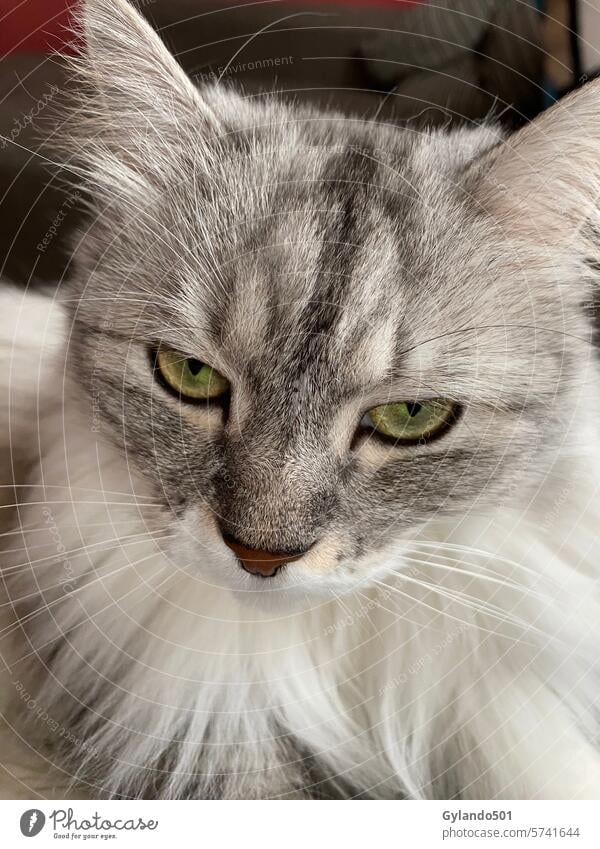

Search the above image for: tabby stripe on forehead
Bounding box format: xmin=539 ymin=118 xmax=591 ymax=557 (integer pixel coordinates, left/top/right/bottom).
xmin=296 ymin=144 xmax=379 ymax=347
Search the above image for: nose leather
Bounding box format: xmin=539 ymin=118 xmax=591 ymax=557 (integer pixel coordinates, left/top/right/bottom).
xmin=223 ymin=538 xmax=302 ymax=577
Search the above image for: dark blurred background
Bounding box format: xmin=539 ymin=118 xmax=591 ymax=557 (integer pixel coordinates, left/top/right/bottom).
xmin=0 ymin=0 xmax=598 ymax=288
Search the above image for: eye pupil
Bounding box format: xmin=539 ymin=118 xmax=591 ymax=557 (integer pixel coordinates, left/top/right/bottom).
xmin=364 ymin=399 xmax=458 ymax=445
xmin=154 ymin=348 xmax=229 ymax=401
xmin=187 ymin=359 xmax=203 ymax=376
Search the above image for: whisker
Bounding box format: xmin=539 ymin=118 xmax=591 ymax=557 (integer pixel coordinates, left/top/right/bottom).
xmin=387 ymin=568 xmax=546 ymax=632
xmin=8 ymin=563 xmax=175 ymax=670
xmin=0 ymin=535 xmax=177 ymax=603
xmin=403 ymin=538 xmax=551 ymax=584
xmin=397 ymin=551 xmax=551 ymax=602
xmin=0 ymin=483 xmax=159 ymax=500
xmin=395 ymin=567 xmax=544 ymax=638
xmin=372 ymin=578 xmax=540 ymax=646
xmin=0 ymin=528 xmax=175 ymax=577
xmin=353 ymin=588 xmax=438 ymax=635
xmin=0 ymin=499 xmax=165 ymax=511
xmin=0 ymin=550 xmax=167 ymax=641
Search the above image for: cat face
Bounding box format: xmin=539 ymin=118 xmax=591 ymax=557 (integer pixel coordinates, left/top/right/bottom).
xmin=64 ymin=0 xmax=599 ymax=598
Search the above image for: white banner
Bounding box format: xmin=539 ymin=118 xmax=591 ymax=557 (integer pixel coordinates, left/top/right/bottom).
xmin=0 ymin=799 xmax=598 ymax=848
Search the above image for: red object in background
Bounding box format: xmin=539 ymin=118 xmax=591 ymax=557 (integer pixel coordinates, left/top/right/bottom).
xmin=0 ymin=0 xmax=419 ymax=55
xmin=0 ymin=0 xmax=79 ymax=54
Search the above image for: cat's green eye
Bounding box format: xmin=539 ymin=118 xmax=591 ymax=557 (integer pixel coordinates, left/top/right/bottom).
xmin=155 ymin=348 xmax=229 ymax=401
xmin=364 ymin=399 xmax=458 ymax=444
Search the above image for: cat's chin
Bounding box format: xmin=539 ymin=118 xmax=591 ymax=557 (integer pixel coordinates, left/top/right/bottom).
xmin=196 ymin=553 xmax=390 ymax=617
xmin=191 ymin=554 xmax=363 ymax=615
xmin=228 ymin=580 xmax=332 ymax=615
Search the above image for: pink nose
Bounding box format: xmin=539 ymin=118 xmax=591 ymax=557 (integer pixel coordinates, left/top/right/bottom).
xmin=223 ymin=538 xmax=302 ymax=577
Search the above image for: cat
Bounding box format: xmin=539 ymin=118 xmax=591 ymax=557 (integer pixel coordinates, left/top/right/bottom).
xmin=0 ymin=0 xmax=599 ymax=799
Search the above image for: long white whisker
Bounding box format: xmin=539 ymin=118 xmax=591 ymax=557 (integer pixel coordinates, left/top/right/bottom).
xmin=1 ymin=536 xmax=177 ymax=604
xmin=0 ymin=550 xmax=167 ymax=641
xmin=383 ymin=570 xmax=550 ymax=639
xmin=0 ymin=528 xmax=175 ymax=577
xmin=372 ymin=579 xmax=539 ymax=646
xmin=401 ymin=538 xmax=548 ymax=582
xmin=395 ymin=552 xmax=551 ymax=601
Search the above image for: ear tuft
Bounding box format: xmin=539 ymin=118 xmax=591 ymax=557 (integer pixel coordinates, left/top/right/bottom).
xmin=63 ymin=0 xmax=222 ymax=193
xmin=79 ymin=0 xmax=212 ymax=115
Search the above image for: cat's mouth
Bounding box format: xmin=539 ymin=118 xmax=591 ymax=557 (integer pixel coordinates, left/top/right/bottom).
xmin=220 ymin=531 xmax=307 ymax=579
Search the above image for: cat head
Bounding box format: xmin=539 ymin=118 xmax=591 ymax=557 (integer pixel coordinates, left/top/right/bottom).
xmin=62 ymin=0 xmax=600 ymax=600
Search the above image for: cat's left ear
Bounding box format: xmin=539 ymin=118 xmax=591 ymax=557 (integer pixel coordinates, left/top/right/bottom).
xmin=72 ymin=0 xmax=222 ymax=180
xmin=476 ymin=79 xmax=600 ymax=249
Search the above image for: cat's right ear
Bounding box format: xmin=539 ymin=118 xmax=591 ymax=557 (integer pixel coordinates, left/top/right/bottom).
xmin=474 ymin=79 xmax=600 ymax=251
xmin=69 ymin=0 xmax=222 ymax=188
